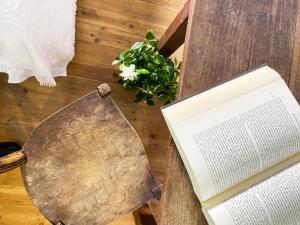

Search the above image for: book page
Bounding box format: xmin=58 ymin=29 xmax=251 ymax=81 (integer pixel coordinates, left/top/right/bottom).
xmin=202 ymin=150 xmax=300 ymax=210
xmin=162 ymin=66 xmax=300 ymax=201
xmin=206 ymin=162 xmax=300 ymax=225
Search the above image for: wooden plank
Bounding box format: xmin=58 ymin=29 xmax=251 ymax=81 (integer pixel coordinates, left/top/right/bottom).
xmin=0 ymin=75 xmax=101 ymax=144
xmin=0 ymin=171 xmax=136 ymax=225
xmin=73 ymin=0 xmax=186 ymax=69
xmin=290 ymin=3 xmax=300 ymax=102
xmin=159 ymin=0 xmax=299 ymax=225
xmin=158 ymin=0 xmax=191 ymax=56
xmin=0 ymin=168 xmax=51 ymax=225
xmin=110 ymin=214 xmax=136 ymax=225
xmin=138 ymin=0 xmax=185 ymax=9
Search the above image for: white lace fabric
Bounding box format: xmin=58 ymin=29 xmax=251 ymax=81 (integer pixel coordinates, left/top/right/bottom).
xmin=0 ymin=0 xmax=76 ymax=86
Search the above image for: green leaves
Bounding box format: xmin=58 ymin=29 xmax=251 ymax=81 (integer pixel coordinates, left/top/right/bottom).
xmin=149 ymin=39 xmax=158 ymax=48
xmin=136 ymin=69 xmax=150 ymax=74
xmin=145 ymin=30 xmax=155 ymax=40
xmin=154 ymin=54 xmax=164 ymax=65
xmin=112 ymin=30 xmax=180 ymax=106
xmin=158 ymin=94 xmax=168 ymax=101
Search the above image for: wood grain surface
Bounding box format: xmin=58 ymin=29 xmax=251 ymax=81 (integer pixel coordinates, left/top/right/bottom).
xmin=0 ymin=168 xmax=135 ymax=225
xmin=73 ymin=0 xmax=186 ymax=70
xmin=21 ymin=90 xmax=159 ymax=225
xmin=159 ymin=0 xmax=300 ymax=225
xmin=0 ymin=76 xmax=99 ymax=225
xmin=290 ymin=2 xmax=300 ymax=103
xmin=67 ymin=63 xmax=171 ymax=185
xmin=158 ymin=0 xmax=190 ymax=57
xmin=0 ymin=76 xmax=138 ymax=225
xmin=0 ymin=151 xmax=26 ymax=173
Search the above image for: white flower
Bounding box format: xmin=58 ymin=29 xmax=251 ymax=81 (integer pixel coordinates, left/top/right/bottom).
xmin=120 ymin=64 xmax=137 ymax=81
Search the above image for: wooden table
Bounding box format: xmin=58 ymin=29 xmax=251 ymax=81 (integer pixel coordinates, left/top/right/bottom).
xmin=157 ymin=0 xmax=300 ymax=224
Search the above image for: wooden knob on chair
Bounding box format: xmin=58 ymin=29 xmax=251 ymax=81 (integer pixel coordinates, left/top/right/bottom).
xmin=97 ymin=83 xmax=111 ymax=96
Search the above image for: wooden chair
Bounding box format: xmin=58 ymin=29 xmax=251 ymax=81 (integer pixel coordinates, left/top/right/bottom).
xmin=0 ymin=75 xmax=160 ymax=225
xmin=154 ymin=0 xmax=300 ymax=224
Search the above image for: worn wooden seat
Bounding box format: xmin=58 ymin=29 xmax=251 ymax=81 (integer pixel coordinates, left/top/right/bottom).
xmin=0 ymin=75 xmax=160 ymax=225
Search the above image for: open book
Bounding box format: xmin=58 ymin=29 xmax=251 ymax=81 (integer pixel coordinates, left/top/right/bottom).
xmin=161 ymin=65 xmax=300 ymax=225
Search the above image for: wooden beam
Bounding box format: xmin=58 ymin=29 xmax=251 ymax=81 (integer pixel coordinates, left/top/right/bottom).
xmin=290 ymin=3 xmax=300 ymax=102
xmin=158 ymin=0 xmax=191 ymax=57
xmin=159 ymin=0 xmax=300 ymax=225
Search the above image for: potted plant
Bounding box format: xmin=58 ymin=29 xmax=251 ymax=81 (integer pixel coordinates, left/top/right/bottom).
xmin=112 ymin=30 xmax=180 ymax=105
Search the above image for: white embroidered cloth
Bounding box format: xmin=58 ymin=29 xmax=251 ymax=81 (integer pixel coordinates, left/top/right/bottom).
xmin=0 ymin=0 xmax=76 ymax=86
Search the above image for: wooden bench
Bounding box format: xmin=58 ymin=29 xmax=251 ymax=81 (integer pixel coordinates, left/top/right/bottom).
xmin=155 ymin=0 xmax=300 ymax=224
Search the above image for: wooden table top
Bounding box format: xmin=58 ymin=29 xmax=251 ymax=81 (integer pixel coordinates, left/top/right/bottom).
xmin=159 ymin=0 xmax=300 ymax=224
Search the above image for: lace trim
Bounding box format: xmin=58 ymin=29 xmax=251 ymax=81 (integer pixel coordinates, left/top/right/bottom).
xmin=0 ymin=64 xmax=67 ymax=87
